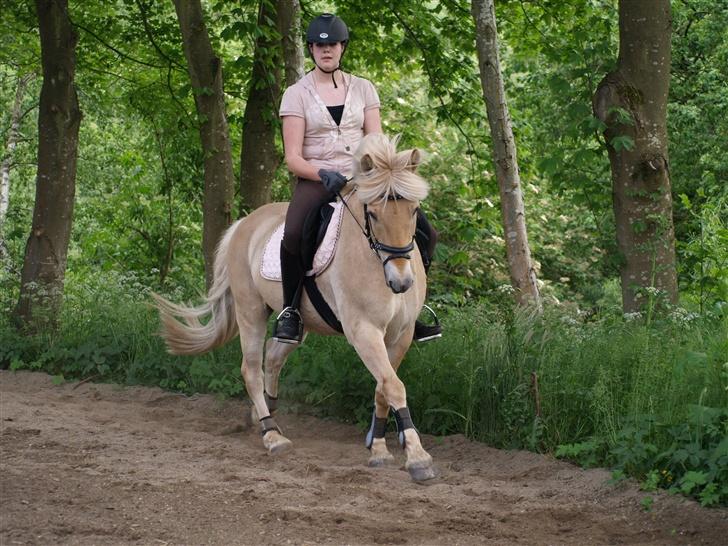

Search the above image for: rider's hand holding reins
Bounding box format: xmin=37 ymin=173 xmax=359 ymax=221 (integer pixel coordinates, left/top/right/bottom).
xmin=319 ymin=169 xmax=347 ymax=193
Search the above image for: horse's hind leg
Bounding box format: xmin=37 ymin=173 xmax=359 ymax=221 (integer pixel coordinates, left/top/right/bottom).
xmin=238 ymin=308 xmax=292 ymax=455
xmin=248 ymin=337 xmax=300 ymax=423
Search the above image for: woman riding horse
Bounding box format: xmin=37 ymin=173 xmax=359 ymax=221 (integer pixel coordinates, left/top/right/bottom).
xmin=155 ymin=133 xmax=438 ymax=481
xmin=273 ymin=13 xmax=442 ymax=345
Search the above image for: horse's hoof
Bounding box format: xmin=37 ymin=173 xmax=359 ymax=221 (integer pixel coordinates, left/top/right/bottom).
xmin=407 ymin=463 xmax=438 ymax=482
xmin=368 ymin=453 xmax=395 ymax=467
xmin=264 ymin=432 xmax=292 ymax=456
xmin=269 ymin=439 xmax=292 ymax=455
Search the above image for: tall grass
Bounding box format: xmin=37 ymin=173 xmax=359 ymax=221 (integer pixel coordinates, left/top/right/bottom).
xmin=1 ymin=272 xmax=726 ymax=504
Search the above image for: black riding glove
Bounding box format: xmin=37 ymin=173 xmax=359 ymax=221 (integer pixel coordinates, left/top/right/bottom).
xmin=318 ymin=169 xmax=347 ymax=194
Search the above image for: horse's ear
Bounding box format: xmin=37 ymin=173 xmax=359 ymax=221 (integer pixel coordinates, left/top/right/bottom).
xmin=407 ymin=149 xmax=423 ymax=170
xmin=360 ymin=153 xmax=374 ymax=173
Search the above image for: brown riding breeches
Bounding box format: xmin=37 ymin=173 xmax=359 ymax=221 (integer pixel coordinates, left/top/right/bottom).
xmin=282 ymin=177 xmax=437 ymax=264
xmin=281 ymin=179 xmax=332 ymax=254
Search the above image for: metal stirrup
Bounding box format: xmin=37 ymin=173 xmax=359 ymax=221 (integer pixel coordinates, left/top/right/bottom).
xmin=422 ymin=304 xmax=440 ymax=325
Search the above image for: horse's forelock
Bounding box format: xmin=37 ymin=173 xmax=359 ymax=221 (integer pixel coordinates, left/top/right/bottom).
xmin=352 ymin=134 xmax=429 ymax=204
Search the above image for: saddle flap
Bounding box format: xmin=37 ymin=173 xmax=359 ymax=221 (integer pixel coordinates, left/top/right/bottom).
xmin=260 ymin=200 xmax=345 ymax=282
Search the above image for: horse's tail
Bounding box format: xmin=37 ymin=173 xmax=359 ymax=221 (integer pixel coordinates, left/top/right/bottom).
xmin=153 ymin=220 xmax=242 ymax=356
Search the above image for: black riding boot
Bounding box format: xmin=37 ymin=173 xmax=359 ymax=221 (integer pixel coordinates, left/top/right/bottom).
xmin=414 ymin=212 xmax=442 ymax=343
xmin=272 ymin=245 xmax=304 ymax=344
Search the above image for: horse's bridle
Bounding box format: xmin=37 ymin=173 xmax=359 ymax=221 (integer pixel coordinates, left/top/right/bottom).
xmin=337 ymin=190 xmax=416 ymax=268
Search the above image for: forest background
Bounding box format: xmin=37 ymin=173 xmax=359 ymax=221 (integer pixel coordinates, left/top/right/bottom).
xmin=1 ymin=0 xmax=726 ymax=506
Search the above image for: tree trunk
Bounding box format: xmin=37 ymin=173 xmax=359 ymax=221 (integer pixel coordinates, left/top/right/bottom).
xmin=14 ymin=0 xmax=81 ymax=332
xmin=239 ymin=0 xmax=282 ymax=214
xmin=471 ymin=0 xmax=541 ymax=307
xmin=593 ymin=0 xmax=678 ymax=313
xmin=1 ymin=73 xmax=34 ymax=271
xmin=277 ymin=0 xmax=304 ymax=87
xmin=172 ymin=0 xmax=234 ymax=288
xmin=1 ymin=74 xmax=32 ymax=236
xmin=276 ymin=0 xmax=304 ymax=194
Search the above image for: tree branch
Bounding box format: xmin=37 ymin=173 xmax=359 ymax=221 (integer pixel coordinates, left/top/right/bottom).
xmin=71 ymin=20 xmax=167 ymax=69
xmin=134 ymin=0 xmax=186 ymax=71
xmin=389 ymin=6 xmax=479 ymax=184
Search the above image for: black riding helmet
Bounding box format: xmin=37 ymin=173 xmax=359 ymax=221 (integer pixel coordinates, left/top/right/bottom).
xmin=306 ymin=13 xmax=349 ymax=45
xmin=306 ymin=14 xmax=349 ymax=87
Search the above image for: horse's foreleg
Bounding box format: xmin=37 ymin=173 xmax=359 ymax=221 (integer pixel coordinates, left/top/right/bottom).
xmin=366 ymin=389 xmax=394 ymax=467
xmin=350 ymin=326 xmax=436 ymax=481
xmin=239 ymin=312 xmax=292 ymax=455
xmin=366 ymin=333 xmax=411 ymax=467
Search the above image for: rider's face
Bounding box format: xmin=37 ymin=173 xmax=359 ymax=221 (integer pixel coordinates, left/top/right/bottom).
xmin=310 ymin=42 xmax=344 ymax=71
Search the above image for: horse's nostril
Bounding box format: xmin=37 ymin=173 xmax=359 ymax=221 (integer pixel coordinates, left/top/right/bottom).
xmin=388 ymin=279 xmax=412 ymax=294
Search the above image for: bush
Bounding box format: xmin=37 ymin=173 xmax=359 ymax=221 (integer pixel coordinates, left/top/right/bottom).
xmin=1 ymin=271 xmax=726 ymax=505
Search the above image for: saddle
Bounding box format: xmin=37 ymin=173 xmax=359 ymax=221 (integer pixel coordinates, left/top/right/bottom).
xmin=260 ymin=196 xmax=346 ymax=332
xmin=260 ymin=195 xmax=434 ymax=334
xmin=260 ymin=197 xmax=344 ymax=281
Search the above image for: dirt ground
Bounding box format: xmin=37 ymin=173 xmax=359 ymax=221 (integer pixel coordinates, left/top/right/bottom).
xmin=1 ymin=370 xmax=726 ymax=545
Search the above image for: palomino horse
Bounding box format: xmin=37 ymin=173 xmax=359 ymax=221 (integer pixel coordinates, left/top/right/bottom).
xmin=154 ymin=133 xmax=436 ymax=481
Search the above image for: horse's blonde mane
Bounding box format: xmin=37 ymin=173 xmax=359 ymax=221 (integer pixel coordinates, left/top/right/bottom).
xmin=351 ymin=133 xmax=429 ymax=204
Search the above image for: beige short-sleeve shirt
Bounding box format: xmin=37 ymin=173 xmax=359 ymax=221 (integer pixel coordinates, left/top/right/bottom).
xmin=279 ymin=72 xmax=380 ymax=177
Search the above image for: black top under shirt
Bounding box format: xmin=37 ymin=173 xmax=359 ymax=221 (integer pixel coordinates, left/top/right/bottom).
xmin=326 ymin=104 xmax=345 ymax=126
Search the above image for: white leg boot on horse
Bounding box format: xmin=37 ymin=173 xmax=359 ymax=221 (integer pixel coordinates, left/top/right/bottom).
xmin=367 ymin=389 xmax=395 ymax=467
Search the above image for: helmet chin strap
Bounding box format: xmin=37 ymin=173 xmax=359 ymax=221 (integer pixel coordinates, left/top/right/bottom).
xmin=311 ymin=44 xmax=347 ymax=88
xmin=315 ymin=64 xmax=340 ymax=87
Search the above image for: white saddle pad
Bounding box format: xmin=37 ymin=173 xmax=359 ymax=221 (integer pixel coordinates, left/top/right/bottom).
xmin=260 ymin=200 xmax=345 ymax=281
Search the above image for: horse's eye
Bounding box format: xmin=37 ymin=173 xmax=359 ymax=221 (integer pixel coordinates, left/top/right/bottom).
xmin=368 ymin=212 xmax=378 ymax=222
xmin=413 ymin=207 xmax=420 ymax=217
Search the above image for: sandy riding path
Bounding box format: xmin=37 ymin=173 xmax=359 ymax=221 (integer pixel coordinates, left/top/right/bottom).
xmin=1 ymin=370 xmax=726 ymax=545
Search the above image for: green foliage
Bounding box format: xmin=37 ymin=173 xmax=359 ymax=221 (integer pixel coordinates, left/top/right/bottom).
xmin=609 ymin=135 xmax=635 ymax=152
xmin=2 ymin=265 xmax=727 ymax=505
xmin=669 ymin=0 xmax=728 ymax=309
xmin=677 ymin=193 xmax=728 ymax=313
xmin=555 ymin=439 xmax=605 ymax=468
xmin=558 ymin=405 xmax=728 ymax=507
xmin=0 ymin=270 xmax=243 ymax=398
xmin=2 ymin=0 xmax=728 ymax=515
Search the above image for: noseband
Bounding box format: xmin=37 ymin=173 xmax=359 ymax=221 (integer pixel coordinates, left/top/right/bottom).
xmin=338 ymin=191 xmax=416 ymax=270
xmin=364 ymin=199 xmax=416 ymax=266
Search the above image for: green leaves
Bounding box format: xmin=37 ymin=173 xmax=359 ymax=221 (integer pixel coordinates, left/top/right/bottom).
xmin=610 ymin=135 xmax=635 ymax=152
xmin=607 ymin=106 xmax=635 ymax=126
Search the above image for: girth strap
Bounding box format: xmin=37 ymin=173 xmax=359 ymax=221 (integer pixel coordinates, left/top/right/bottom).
xmin=259 ymin=415 xmax=282 ymax=436
xmin=392 ymin=406 xmax=418 ymax=448
xmin=303 ymin=276 xmax=344 ymax=333
xmin=365 ymin=408 xmax=388 ymax=449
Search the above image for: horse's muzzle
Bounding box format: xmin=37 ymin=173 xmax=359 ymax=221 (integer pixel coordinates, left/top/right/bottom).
xmin=388 ymin=276 xmax=414 ymax=294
